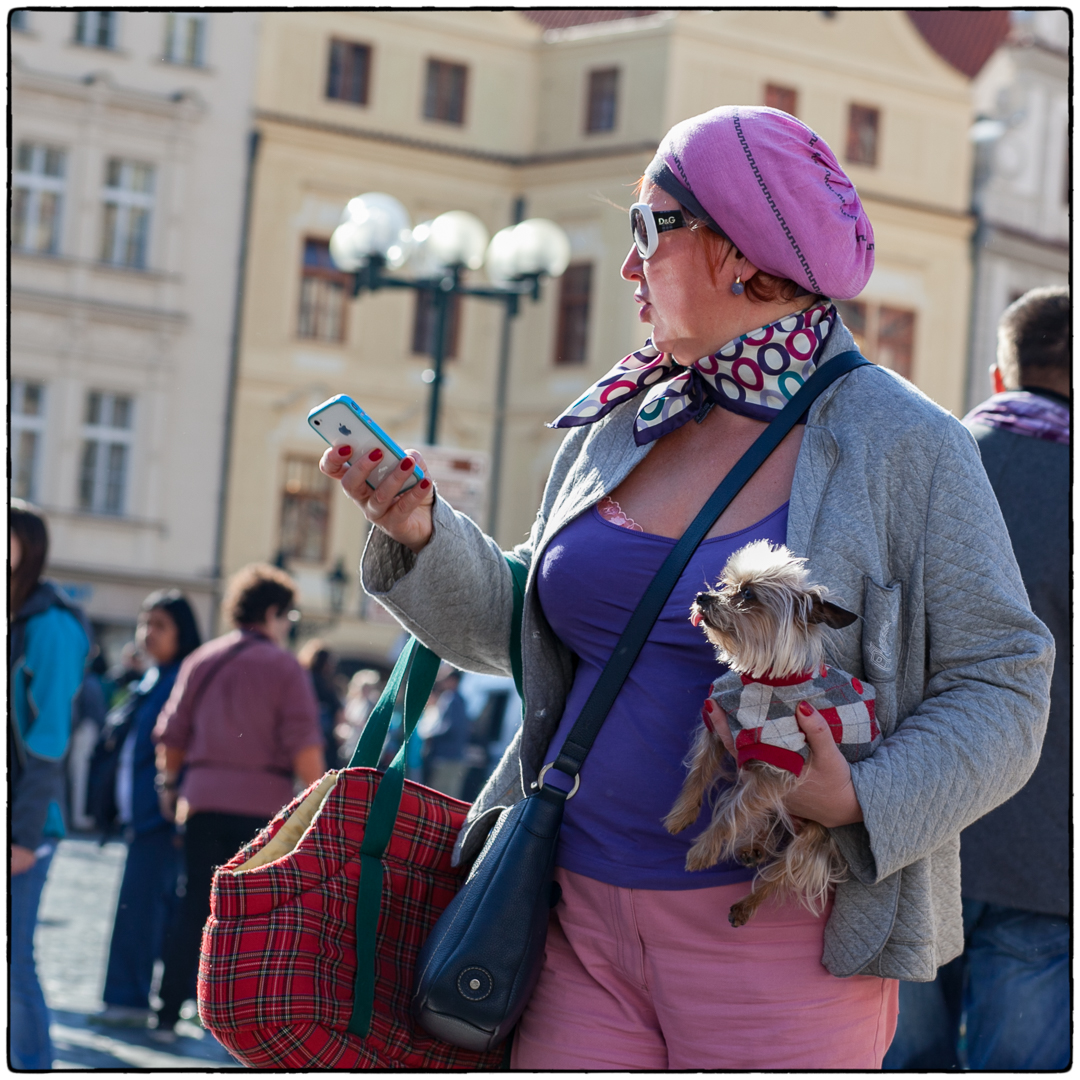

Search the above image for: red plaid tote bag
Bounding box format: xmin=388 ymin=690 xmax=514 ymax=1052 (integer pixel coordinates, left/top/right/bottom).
xmin=198 ymin=628 xmax=516 ymax=1069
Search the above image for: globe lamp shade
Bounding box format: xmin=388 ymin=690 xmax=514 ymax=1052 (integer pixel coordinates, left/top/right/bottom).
xmin=484 ymin=218 xmax=571 ymax=283
xmin=330 ymin=192 xmax=413 ymax=270
xmin=329 ymin=219 xmax=368 ymax=272
xmin=407 ymin=220 xmax=443 ymax=278
xmin=426 ymin=210 xmax=490 ymax=270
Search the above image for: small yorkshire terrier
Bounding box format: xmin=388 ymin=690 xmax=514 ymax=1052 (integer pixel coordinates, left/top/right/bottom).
xmin=665 ymin=540 xmax=880 ymax=928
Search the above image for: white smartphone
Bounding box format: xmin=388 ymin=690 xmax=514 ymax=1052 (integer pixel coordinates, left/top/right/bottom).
xmin=307 ymin=395 xmax=424 ymax=492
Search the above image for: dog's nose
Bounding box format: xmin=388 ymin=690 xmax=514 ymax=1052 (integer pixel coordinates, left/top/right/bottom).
xmin=694 ymin=592 xmax=711 ymax=606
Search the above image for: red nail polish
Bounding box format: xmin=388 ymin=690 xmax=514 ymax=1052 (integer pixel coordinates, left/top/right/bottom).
xmin=339 ymin=444 xmax=352 ymax=457
xmin=419 ymin=478 xmax=431 ymax=490
xmin=701 ymin=704 xmax=715 ymax=733
xmin=798 ymin=700 xmax=813 ymax=716
xmin=368 ymin=448 xmax=383 ymax=462
xmin=400 ymin=457 xmax=413 ymax=471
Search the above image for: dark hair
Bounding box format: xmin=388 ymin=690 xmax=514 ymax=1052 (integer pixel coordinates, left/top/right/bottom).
xmin=997 ymin=286 xmax=1070 ymax=388
xmin=142 ymin=588 xmax=203 ymax=664
xmin=297 ymin=637 xmax=333 ymax=675
xmin=222 ymin=563 xmax=296 ymax=629
xmin=10 ymin=499 xmax=49 ymax=616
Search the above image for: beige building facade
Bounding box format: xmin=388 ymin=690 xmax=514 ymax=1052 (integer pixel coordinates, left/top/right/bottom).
xmin=223 ymin=9 xmax=977 ymax=666
xmin=11 ymin=10 xmax=260 ymax=654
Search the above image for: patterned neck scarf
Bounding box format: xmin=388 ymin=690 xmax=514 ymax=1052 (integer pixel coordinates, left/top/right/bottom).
xmin=551 ymin=302 xmax=836 ymax=445
xmin=963 ymin=390 xmax=1070 ymax=446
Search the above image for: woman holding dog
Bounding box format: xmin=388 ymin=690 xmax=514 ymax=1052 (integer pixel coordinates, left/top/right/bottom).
xmin=322 ymin=107 xmax=1053 ymax=1068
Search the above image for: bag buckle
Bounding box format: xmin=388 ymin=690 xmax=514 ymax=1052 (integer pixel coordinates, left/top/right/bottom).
xmin=536 ymin=762 xmax=580 ymax=800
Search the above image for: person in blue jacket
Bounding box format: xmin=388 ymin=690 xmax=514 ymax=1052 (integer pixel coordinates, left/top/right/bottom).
xmin=10 ymin=501 xmax=91 ymax=1070
xmin=94 ymin=590 xmax=202 ymax=1027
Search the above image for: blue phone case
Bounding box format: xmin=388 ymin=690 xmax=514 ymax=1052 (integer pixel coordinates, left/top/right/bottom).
xmin=307 ymin=395 xmax=424 ymax=491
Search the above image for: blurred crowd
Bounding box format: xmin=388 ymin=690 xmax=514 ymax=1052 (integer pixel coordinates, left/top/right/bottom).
xmin=9 ymin=502 xmax=520 ymax=1067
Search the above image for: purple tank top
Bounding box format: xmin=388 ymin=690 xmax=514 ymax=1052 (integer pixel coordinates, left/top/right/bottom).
xmin=537 ymin=501 xmax=789 ymax=890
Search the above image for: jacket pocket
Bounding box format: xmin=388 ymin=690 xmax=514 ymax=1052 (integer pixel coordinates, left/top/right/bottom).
xmin=861 ymin=576 xmax=902 ymax=683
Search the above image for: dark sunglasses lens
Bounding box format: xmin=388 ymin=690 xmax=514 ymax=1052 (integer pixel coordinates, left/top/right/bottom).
xmin=630 ymin=208 xmax=648 ymax=254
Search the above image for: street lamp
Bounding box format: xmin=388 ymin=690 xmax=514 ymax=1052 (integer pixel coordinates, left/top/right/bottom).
xmin=328 ymin=195 xmax=571 ymax=494
xmin=327 ymin=558 xmax=348 ymax=617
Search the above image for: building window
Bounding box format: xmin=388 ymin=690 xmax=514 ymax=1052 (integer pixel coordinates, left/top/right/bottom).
xmin=75 ymin=10 xmax=117 ymax=48
xmin=12 ymin=380 xmax=46 ymax=503
xmin=423 ymin=59 xmax=467 ymax=125
xmin=846 ymin=104 xmax=880 ymax=166
xmin=78 ymin=391 xmax=133 ymax=516
xmin=327 ymin=38 xmax=371 ymax=104
xmin=101 ymin=158 xmax=154 ymax=269
xmin=164 ymin=13 xmax=206 ymax=66
xmin=834 ymin=300 xmax=915 ymax=381
xmin=298 ymin=239 xmax=351 ymax=342
xmin=876 ymin=307 xmax=916 ymax=379
xmin=279 ymin=457 xmax=332 ymax=562
xmin=12 ymin=142 xmax=66 ymax=254
xmin=554 ymin=263 xmax=592 ymax=365
xmin=11 ymin=10 xmax=28 ymax=32
xmin=764 ymin=83 xmax=798 ymax=117
xmin=586 ymin=68 xmax=619 ymax=133
xmin=412 ymin=290 xmax=462 ymax=359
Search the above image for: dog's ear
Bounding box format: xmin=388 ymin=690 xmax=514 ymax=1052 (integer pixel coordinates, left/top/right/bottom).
xmin=807 ymin=598 xmax=858 ymax=629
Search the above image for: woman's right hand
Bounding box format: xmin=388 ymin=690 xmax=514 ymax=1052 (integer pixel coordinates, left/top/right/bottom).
xmin=320 ymin=444 xmax=435 ymax=554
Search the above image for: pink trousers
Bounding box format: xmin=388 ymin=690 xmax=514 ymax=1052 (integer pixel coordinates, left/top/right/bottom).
xmin=512 ymin=867 xmax=898 ymax=1070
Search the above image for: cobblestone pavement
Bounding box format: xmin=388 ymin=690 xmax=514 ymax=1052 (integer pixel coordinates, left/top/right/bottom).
xmin=34 ymin=836 xmax=240 ymax=1070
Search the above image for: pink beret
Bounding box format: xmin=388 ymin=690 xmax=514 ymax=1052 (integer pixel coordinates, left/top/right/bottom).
xmin=645 ymin=106 xmax=874 ymax=300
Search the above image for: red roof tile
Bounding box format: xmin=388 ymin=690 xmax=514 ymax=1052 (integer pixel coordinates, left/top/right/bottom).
xmin=906 ymin=10 xmax=1012 ymax=78
xmin=522 ymin=9 xmax=660 ymax=31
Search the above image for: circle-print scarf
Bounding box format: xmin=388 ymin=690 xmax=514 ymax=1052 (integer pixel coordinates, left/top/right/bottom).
xmin=550 ymin=301 xmax=836 ymax=445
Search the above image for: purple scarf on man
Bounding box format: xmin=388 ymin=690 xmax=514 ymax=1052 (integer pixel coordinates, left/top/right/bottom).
xmin=962 ymin=390 xmax=1070 ymax=446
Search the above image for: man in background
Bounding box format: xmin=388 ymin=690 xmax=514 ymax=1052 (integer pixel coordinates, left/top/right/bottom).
xmin=151 ymin=564 xmax=325 ymax=1041
xmin=886 ymin=286 xmax=1069 ymax=1070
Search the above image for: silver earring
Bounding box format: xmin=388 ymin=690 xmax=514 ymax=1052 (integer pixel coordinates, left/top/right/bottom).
xmin=731 ymin=275 xmax=745 ymax=296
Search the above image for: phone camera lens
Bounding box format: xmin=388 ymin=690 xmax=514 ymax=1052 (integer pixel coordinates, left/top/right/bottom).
xmin=313 ymin=419 xmax=320 ymax=425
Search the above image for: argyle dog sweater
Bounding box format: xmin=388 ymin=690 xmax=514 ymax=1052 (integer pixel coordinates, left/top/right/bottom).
xmin=709 ymin=666 xmax=879 ymax=777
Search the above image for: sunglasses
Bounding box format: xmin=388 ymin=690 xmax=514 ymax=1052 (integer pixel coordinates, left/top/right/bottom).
xmin=630 ymin=202 xmax=687 ymax=259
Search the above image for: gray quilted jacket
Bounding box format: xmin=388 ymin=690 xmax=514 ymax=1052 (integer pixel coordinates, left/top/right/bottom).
xmin=362 ymin=321 xmax=1053 ymax=981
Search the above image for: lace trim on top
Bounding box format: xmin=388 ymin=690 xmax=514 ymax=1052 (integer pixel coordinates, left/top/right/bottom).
xmin=597 ymin=496 xmax=644 ymax=532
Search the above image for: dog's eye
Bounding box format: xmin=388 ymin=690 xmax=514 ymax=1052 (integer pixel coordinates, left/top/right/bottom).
xmin=740 ymin=587 xmax=755 ymax=603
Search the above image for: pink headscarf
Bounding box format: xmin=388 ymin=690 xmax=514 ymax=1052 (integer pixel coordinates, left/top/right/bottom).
xmin=645 ymin=106 xmax=874 ymax=300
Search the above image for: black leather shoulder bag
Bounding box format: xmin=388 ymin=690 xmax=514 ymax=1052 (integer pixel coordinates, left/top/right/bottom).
xmin=412 ymin=352 xmax=869 ymax=1053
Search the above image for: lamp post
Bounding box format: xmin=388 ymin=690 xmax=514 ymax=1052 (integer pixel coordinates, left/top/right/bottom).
xmin=327 ymin=558 xmax=348 ymax=618
xmin=329 ymin=193 xmax=571 ymax=493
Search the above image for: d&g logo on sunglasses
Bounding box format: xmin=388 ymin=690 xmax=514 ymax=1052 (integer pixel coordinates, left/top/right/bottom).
xmin=657 ymin=215 xmax=677 ymax=226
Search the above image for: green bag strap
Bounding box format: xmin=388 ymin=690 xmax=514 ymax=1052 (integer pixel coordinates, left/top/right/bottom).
xmin=348 ymin=637 xmax=440 ymax=1037
xmin=348 ymin=635 xmax=417 ymax=771
xmin=505 ymin=555 xmax=528 ymax=704
xmin=346 ymin=553 xmax=528 ymax=1040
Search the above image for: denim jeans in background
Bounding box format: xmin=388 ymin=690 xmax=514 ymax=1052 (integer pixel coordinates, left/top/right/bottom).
xmin=961 ymin=901 xmax=1070 ymax=1070
xmin=884 ymin=899 xmax=1071 ymax=1071
xmin=10 ymin=844 xmax=56 ymax=1070
xmin=103 ymin=826 xmax=183 ymax=1008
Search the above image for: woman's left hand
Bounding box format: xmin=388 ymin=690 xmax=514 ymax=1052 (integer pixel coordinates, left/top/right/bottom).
xmin=785 ymin=701 xmax=863 ymax=827
xmin=703 ymin=698 xmax=863 ymax=828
